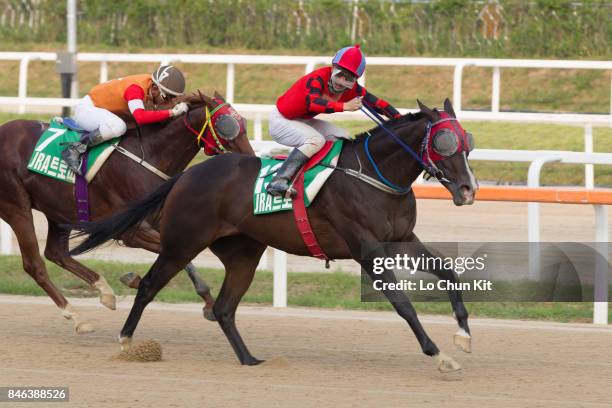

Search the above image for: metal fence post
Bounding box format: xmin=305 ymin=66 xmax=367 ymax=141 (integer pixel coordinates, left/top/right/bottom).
xmin=226 ymin=63 xmax=235 ymax=104
xmin=0 ymin=220 xmax=11 ymax=255
xmin=273 ymin=249 xmax=287 ymax=307
xmin=254 ymin=113 xmax=263 ymax=141
xmin=452 ymin=63 xmax=465 ymax=114
xmin=527 ymin=155 xmax=561 ymax=280
xmin=593 ymin=205 xmax=609 ymax=324
xmin=584 ymin=123 xmax=594 ymax=188
xmin=100 ymin=60 xmax=108 ymax=83
xmin=492 ymin=66 xmax=501 ymax=113
xmin=18 ymin=56 xmax=32 ymax=114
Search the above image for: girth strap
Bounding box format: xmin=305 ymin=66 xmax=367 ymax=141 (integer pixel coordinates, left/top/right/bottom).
xmin=290 ymin=142 xmax=335 ymax=266
xmin=292 ymin=170 xmax=330 ymax=264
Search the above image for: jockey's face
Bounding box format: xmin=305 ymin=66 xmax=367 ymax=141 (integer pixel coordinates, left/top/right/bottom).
xmin=150 ymin=85 xmax=169 ymax=105
xmin=330 ymin=66 xmax=357 ymax=93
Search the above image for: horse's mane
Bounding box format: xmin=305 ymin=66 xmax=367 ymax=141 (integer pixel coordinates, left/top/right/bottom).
xmin=353 ymin=111 xmax=427 ymax=143
xmin=151 ymin=89 xmax=210 ymax=110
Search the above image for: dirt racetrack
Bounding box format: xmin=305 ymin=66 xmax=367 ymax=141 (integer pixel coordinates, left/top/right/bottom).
xmin=1 ymin=295 xmax=611 ymax=408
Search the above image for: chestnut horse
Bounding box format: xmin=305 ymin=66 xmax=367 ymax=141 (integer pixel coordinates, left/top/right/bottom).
xmin=0 ymin=91 xmax=254 ymax=333
xmin=71 ymin=99 xmax=477 ymax=372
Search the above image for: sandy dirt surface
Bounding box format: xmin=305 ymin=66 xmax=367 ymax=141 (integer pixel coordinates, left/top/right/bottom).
xmin=0 ymin=294 xmax=611 ymax=408
xmin=7 ymin=199 xmax=610 ymax=275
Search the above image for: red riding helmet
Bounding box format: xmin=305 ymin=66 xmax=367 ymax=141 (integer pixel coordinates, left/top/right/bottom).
xmin=331 ymin=44 xmax=366 ymax=78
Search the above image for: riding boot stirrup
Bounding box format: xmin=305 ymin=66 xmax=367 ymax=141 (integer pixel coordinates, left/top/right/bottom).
xmin=266 ymin=149 xmax=310 ymax=199
xmin=61 ymin=142 xmax=87 ymax=176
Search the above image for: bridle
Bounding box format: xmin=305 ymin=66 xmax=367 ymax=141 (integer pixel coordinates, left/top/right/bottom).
xmin=419 ymin=112 xmax=472 ymax=182
xmin=360 ymin=105 xmax=471 ymax=193
xmin=183 ymin=101 xmax=242 ymax=156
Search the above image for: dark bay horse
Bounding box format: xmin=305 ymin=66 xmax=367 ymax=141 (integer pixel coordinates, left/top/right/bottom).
xmin=70 ymin=99 xmax=477 ymax=372
xmin=0 ymin=91 xmax=254 ymax=333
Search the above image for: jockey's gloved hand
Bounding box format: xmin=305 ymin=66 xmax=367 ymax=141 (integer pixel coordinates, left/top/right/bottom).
xmin=170 ymin=102 xmax=189 ymax=117
xmin=343 ymin=97 xmax=362 ymax=112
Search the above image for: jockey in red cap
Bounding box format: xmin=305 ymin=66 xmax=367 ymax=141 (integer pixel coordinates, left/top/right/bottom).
xmin=267 ymin=44 xmax=401 ymax=198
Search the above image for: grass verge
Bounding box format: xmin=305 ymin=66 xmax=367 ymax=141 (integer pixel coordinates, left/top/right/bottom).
xmin=0 ymin=255 xmax=608 ymax=323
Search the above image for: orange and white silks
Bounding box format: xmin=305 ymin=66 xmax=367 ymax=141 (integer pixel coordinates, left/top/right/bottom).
xmin=88 ymin=74 xmax=152 ymax=114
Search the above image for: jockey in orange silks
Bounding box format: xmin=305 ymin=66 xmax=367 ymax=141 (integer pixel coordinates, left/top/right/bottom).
xmin=62 ymin=65 xmax=188 ymax=175
xmin=266 ymin=44 xmax=401 ymax=198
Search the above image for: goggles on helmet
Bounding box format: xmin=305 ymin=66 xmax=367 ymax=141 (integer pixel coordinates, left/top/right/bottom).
xmin=330 ymin=66 xmax=357 ymax=92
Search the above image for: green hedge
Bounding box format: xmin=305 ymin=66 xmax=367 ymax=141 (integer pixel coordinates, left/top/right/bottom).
xmin=0 ymin=0 xmax=610 ymax=58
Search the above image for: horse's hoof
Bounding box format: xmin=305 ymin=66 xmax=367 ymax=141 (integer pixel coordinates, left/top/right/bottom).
xmin=100 ymin=294 xmax=117 ymax=310
xmin=203 ymin=307 xmax=216 ymax=322
xmin=120 ymin=272 xmax=141 ymax=289
xmin=243 ymin=357 xmax=264 ymax=366
xmin=119 ymin=336 xmax=132 ymax=352
xmin=454 ymin=329 xmax=472 ymax=353
xmin=435 ymin=352 xmax=462 ymax=373
xmin=75 ymin=321 xmax=95 ymax=334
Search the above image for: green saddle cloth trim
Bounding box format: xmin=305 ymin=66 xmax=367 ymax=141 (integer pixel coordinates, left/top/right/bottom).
xmin=27 ymin=118 xmax=119 ymax=184
xmin=253 ymin=139 xmax=343 ymax=215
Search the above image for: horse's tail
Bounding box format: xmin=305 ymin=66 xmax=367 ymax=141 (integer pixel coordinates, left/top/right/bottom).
xmin=69 ymin=174 xmax=182 ymax=256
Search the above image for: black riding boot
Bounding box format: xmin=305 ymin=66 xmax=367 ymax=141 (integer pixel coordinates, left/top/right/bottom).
xmin=60 ymin=129 xmax=104 ymax=176
xmin=266 ymin=148 xmax=310 ymax=198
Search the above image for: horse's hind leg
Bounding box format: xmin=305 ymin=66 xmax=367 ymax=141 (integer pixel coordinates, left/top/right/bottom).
xmin=0 ymin=204 xmax=93 ymax=334
xmin=120 ymin=225 xmax=215 ymax=316
xmin=408 ymin=234 xmax=471 ymax=353
xmin=209 ymin=235 xmax=266 ymax=365
xmin=44 ymin=219 xmax=116 ymax=310
xmin=184 ymin=262 xmax=216 ymax=321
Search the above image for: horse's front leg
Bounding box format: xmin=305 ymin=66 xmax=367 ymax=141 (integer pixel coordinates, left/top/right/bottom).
xmin=358 ymin=242 xmax=462 ymax=373
xmin=406 ymin=234 xmax=471 ymax=353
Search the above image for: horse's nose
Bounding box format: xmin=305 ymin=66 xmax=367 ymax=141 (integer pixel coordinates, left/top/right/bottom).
xmin=458 ymin=184 xmax=475 ymax=205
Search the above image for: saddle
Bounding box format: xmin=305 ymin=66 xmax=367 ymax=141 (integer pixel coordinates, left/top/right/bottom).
xmin=253 ymin=141 xmax=342 ymax=265
xmin=61 ymin=117 xmax=85 ymax=133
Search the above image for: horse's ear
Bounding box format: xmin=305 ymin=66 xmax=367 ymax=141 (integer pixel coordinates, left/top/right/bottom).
xmin=417 ymin=99 xmax=434 ymax=120
xmin=199 ymin=91 xmax=217 ymax=108
xmin=444 ymin=98 xmax=456 ymax=117
xmin=213 ymin=91 xmax=226 ymax=102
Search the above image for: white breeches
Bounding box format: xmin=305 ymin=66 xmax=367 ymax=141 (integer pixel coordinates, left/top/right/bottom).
xmin=269 ymin=106 xmax=350 ymax=157
xmin=74 ymin=95 xmax=127 ymax=141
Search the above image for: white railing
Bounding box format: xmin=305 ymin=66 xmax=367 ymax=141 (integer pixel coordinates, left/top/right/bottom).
xmin=1 ymin=51 xmax=612 ymax=119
